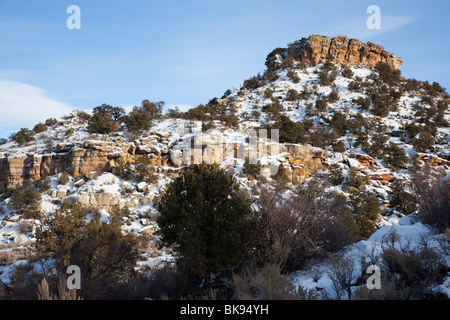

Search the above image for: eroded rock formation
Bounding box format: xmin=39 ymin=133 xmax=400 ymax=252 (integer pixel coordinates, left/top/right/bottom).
xmin=266 ymin=34 xmax=403 ymax=70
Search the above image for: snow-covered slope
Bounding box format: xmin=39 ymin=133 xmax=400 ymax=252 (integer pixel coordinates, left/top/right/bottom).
xmin=0 ymin=52 xmax=449 ymax=299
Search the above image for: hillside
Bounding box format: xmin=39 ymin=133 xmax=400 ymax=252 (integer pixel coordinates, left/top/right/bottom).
xmin=0 ymin=34 xmax=449 ymax=300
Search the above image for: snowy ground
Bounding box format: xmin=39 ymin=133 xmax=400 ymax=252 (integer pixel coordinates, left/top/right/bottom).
xmin=291 ymin=214 xmax=450 ymax=299
xmin=1 ymin=63 xmax=449 ymax=298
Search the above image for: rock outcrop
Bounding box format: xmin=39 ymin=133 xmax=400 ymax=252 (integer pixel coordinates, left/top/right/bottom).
xmin=266 ymin=34 xmax=403 ymax=70
xmin=0 ymin=131 xmax=328 ymax=189
xmin=0 ymin=137 xmax=171 ymax=189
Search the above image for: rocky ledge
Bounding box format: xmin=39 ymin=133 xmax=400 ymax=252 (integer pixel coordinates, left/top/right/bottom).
xmin=266 ymin=34 xmax=403 ymax=70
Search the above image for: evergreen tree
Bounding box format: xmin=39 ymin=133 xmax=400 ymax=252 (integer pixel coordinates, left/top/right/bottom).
xmin=349 ymin=191 xmax=380 ymax=239
xmin=141 ymin=100 xmax=164 ymax=120
xmin=14 ymin=128 xmax=35 ymax=146
xmin=389 ymin=180 xmax=416 ymax=215
xmin=157 ymin=163 xmax=253 ymax=289
xmin=122 ymin=106 xmax=152 ymax=134
xmin=87 ymin=104 xmax=121 ymax=134
xmin=384 ymin=143 xmax=409 ymax=169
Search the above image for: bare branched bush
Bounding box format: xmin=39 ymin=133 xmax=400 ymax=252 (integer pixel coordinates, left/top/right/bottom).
xmin=412 ymin=166 xmax=450 ymax=232
xmin=232 ymin=264 xmax=318 ymax=300
xmin=326 ymin=255 xmax=359 ymax=300
xmin=248 ymin=177 xmax=357 ymax=272
xmin=379 ymin=229 xmax=448 ymax=299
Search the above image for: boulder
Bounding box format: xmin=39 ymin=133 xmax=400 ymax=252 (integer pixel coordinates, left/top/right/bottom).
xmin=95 ymin=192 xmax=121 ymax=209
xmin=370 ymin=173 xmax=396 ymax=185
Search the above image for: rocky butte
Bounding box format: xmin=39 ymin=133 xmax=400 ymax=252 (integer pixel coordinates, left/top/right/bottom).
xmin=266 ymin=34 xmax=403 ymax=71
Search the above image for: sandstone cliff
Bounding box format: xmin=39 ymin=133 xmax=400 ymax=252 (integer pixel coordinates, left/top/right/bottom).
xmin=0 ymin=129 xmax=327 ymax=189
xmin=266 ymin=34 xmax=403 ymax=70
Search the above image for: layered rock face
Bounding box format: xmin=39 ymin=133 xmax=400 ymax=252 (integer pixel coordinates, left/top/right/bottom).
xmin=0 ymin=137 xmax=173 ymax=189
xmin=266 ymin=34 xmax=403 ymax=70
xmin=0 ymin=131 xmax=327 ymax=190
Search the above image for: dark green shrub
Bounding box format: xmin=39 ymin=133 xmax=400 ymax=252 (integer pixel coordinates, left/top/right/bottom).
xmin=384 ymin=143 xmax=409 ymax=169
xmin=242 ymin=162 xmax=262 ymax=178
xmin=286 ymin=89 xmax=298 ymax=102
xmin=65 ymin=128 xmax=74 ymax=136
xmin=318 ymin=69 xmax=338 ymax=85
xmin=328 ymin=164 xmax=344 ymax=186
xmin=87 ymin=104 xmax=124 ymax=134
xmin=299 ymin=85 xmax=312 ymax=100
xmin=201 ymin=120 xmax=216 ymax=132
xmin=389 ymin=180 xmax=416 ymax=214
xmin=332 ymin=140 xmax=346 ymax=152
xmin=134 ymin=157 xmax=158 ymax=184
xmin=405 ymin=123 xmax=422 ymax=140
xmin=366 ymin=125 xmax=388 ymax=158
xmin=413 ymin=132 xmax=435 ymax=152
xmin=165 ymin=107 xmax=186 ymax=119
xmin=315 ymin=98 xmax=328 ymax=112
xmin=329 ymin=111 xmax=349 ymax=136
xmin=14 ymin=128 xmax=35 ymax=146
xmin=9 ymin=182 xmax=42 ymax=219
xmin=307 ymin=124 xmax=335 ymax=149
xmin=122 ymin=106 xmax=152 ymax=134
xmin=328 ymin=90 xmax=340 ymax=103
xmin=45 ymin=118 xmax=58 ymax=126
xmin=349 ymin=191 xmax=380 ymax=239
xmin=222 ymin=89 xmax=232 ymax=98
xmin=262 ymin=69 xmax=279 ymax=82
xmin=348 ymin=168 xmax=369 ymax=190
xmin=33 ymin=122 xmax=48 ymax=133
xmin=354 ymin=97 xmax=371 ymax=110
xmin=375 ymin=62 xmax=401 ymax=86
xmin=243 ymin=76 xmax=261 ymax=90
xmin=261 ymin=101 xmax=283 ymax=119
xmin=271 ymin=115 xmax=306 ymax=144
xmin=263 ymin=88 xmax=274 ymax=99
xmin=341 ymin=65 xmax=353 ymax=78
xmin=141 ymin=100 xmax=164 ymax=120
xmin=115 ymin=157 xmax=157 ymax=183
xmin=403 ymin=78 xmax=421 ymax=93
xmin=35 ymin=205 xmax=139 ymax=300
xmin=221 ymin=112 xmax=239 ymax=129
xmin=287 ymin=70 xmax=300 ymax=83
xmin=157 ymin=163 xmax=253 ymax=289
xmin=435 ymin=100 xmax=449 ymax=126
xmin=185 ymin=104 xmax=215 ymax=121
xmin=348 ymin=78 xmax=363 ymax=92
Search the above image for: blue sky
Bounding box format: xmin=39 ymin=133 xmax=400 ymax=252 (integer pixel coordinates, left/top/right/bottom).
xmin=0 ymin=0 xmax=449 ymax=138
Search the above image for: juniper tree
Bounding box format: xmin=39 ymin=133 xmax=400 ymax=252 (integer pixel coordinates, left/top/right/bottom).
xmin=384 ymin=143 xmax=409 ymax=169
xmin=157 ymin=163 xmax=253 ymax=290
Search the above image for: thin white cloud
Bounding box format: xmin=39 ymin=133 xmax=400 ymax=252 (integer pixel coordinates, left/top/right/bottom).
xmin=0 ymin=80 xmax=73 ymax=129
xmin=330 ymin=15 xmax=419 ymax=40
